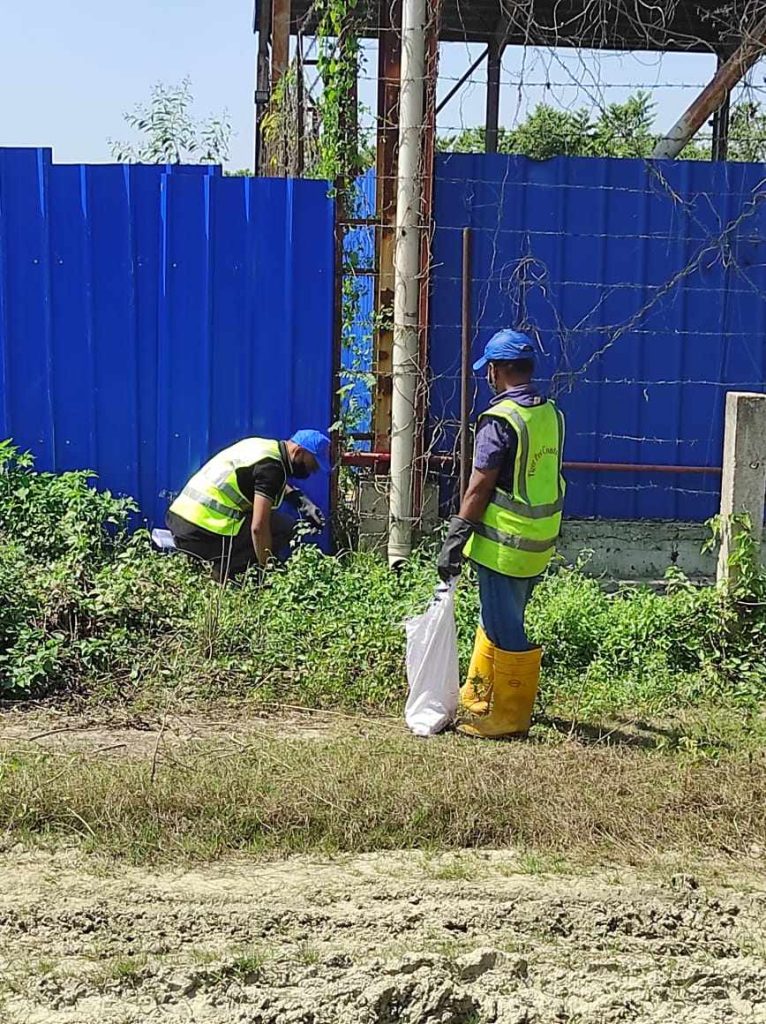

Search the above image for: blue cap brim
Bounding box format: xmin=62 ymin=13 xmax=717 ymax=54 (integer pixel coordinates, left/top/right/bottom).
xmin=473 ymin=356 xmax=489 ymax=371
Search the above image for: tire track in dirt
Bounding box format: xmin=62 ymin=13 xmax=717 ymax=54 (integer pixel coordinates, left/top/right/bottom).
xmin=1 ymin=849 xmax=765 ymax=1023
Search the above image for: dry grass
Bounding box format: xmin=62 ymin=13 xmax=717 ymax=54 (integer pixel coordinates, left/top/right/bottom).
xmin=1 ymin=730 xmax=765 ymax=864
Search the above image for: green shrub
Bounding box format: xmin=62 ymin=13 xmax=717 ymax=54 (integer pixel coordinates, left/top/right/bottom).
xmin=1 ymin=440 xmax=765 ymax=718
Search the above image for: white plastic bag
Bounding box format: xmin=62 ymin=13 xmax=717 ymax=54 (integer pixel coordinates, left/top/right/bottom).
xmin=404 ymin=582 xmax=460 ymax=737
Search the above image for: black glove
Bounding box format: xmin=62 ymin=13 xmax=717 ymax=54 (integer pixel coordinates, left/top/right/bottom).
xmin=286 ymin=488 xmax=326 ymax=531
xmin=437 ymin=516 xmax=474 ymax=583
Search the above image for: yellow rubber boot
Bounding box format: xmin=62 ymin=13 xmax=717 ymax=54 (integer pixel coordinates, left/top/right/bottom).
xmin=457 ymin=645 xmax=542 ymax=740
xmin=459 ymin=627 xmax=494 ymax=716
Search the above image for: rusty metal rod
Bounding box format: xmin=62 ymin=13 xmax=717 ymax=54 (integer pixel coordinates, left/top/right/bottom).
xmin=653 ymin=14 xmax=766 ymax=159
xmin=342 ymin=451 xmax=723 ymax=475
xmin=460 ymin=227 xmax=472 ymax=499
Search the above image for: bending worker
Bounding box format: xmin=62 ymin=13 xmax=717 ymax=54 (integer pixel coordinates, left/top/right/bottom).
xmin=437 ymin=330 xmax=565 ymax=740
xmin=166 ymin=430 xmax=331 ymax=581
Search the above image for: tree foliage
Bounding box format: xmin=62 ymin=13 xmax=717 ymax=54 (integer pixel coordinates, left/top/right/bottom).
xmin=110 ymin=78 xmax=232 ymax=165
xmin=727 ymin=101 xmax=766 ymax=162
xmin=437 ymin=90 xmax=766 ymax=162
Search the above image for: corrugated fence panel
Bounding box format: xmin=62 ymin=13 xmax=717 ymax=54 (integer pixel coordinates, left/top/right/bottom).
xmin=430 ymin=153 xmax=766 ymax=521
xmin=342 ymin=169 xmax=375 ymax=442
xmin=90 ymin=166 xmax=141 ymax=502
xmin=0 ymin=149 xmax=334 ymax=530
xmin=48 ymin=164 xmax=97 ymax=474
xmin=0 ymin=149 xmax=56 ymax=464
xmin=157 ymin=172 xmax=213 ymax=504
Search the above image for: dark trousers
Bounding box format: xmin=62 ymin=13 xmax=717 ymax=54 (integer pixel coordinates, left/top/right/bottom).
xmin=477 ymin=564 xmax=539 ymax=651
xmin=168 ymin=510 xmax=296 ymax=582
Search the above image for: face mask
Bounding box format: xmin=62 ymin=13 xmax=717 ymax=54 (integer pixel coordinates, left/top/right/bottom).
xmin=292 ymin=462 xmax=311 ymax=480
xmin=488 ymin=370 xmax=499 ymax=395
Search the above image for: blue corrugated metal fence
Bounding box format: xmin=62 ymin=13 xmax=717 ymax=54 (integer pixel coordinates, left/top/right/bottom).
xmin=0 ymin=148 xmax=335 ymax=525
xmin=3 ymin=146 xmax=764 ymax=528
xmin=429 ymin=153 xmax=766 ymax=521
xmin=341 ymin=169 xmax=375 ymax=442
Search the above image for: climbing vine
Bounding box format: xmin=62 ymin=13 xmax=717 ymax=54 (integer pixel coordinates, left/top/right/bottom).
xmin=314 ymin=0 xmax=365 ymax=185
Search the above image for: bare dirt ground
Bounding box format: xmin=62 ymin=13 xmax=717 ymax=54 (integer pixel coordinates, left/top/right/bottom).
xmin=2 ymin=708 xmax=766 ymax=1023
xmin=0 ymin=705 xmax=390 ymax=756
xmin=1 ymin=847 xmax=766 ymax=1023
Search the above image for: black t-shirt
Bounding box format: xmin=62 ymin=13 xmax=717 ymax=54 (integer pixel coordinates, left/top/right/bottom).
xmin=235 ymin=458 xmax=287 ymax=505
xmin=167 ymin=447 xmax=288 ymax=541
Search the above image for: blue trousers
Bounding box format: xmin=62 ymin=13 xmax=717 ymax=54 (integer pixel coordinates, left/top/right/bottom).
xmin=477 ymin=564 xmax=538 ymax=652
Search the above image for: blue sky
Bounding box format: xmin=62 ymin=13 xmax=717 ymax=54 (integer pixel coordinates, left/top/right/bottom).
xmin=0 ymin=0 xmax=737 ymax=170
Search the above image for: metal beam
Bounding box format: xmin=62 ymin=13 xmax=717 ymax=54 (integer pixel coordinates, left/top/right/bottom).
xmin=412 ymin=0 xmax=442 ymax=524
xmin=653 ymin=14 xmax=766 ymax=159
xmin=253 ymin=0 xmax=272 ymax=174
xmin=711 ymin=52 xmax=731 ymax=161
xmin=435 ymin=46 xmax=488 ymax=116
xmin=271 ymin=0 xmax=290 ymax=86
xmin=460 ymin=227 xmax=473 ymax=500
xmin=485 ymin=42 xmax=501 ymax=154
xmin=296 ymin=33 xmax=305 ymax=175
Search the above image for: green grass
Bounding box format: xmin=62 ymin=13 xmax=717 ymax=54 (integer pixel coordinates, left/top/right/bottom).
xmin=227 ymin=947 xmax=269 ymax=979
xmin=2 ymin=441 xmax=766 ymax=765
xmin=107 ymin=955 xmax=147 ymax=983
xmin=295 ymin=942 xmax=321 ymax=967
xmin=1 ymin=730 xmax=765 ymax=865
xmin=516 ymin=852 xmax=570 ymax=876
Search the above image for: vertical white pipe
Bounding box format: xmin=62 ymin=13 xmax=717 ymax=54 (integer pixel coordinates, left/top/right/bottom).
xmin=388 ymin=0 xmax=426 ymax=566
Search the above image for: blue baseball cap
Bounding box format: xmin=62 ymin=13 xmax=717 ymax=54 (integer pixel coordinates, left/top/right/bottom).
xmin=473 ymin=329 xmax=536 ymax=372
xmin=290 ymin=429 xmax=331 ymax=473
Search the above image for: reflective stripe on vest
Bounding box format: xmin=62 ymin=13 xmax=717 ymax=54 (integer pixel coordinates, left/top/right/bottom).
xmin=180 ymin=484 xmax=247 ymax=524
xmin=492 ymin=488 xmax=563 ymax=520
xmin=464 ymin=399 xmax=565 ymax=578
xmin=472 ymin=522 xmax=557 ymax=552
xmin=169 ymin=437 xmax=285 ymax=537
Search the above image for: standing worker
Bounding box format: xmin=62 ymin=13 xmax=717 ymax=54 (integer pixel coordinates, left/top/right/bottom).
xmin=166 ymin=430 xmax=331 ymax=581
xmin=437 ymin=330 xmax=565 ymax=739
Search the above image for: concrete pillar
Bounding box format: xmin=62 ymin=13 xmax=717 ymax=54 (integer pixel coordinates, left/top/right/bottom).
xmin=717 ymin=391 xmax=766 ymax=583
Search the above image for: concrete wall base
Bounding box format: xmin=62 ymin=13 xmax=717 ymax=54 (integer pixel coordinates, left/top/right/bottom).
xmin=557 ymin=519 xmax=715 ymax=581
xmin=356 ymin=480 xmax=721 ymax=580
xmin=356 ymin=478 xmax=441 ymax=555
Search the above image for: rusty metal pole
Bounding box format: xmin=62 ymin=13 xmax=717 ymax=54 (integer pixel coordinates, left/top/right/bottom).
xmin=296 ymin=33 xmax=305 ymax=176
xmin=412 ymin=0 xmax=441 ymax=525
xmin=372 ymin=2 xmax=401 ymax=453
xmin=329 ymin=9 xmax=357 ymax=543
xmin=653 ymin=15 xmax=766 ymax=159
xmin=270 ymin=0 xmax=290 ymax=175
xmin=253 ymin=0 xmax=272 ymax=174
xmin=460 ymin=227 xmax=472 ymax=500
xmin=271 ymin=0 xmax=290 ymax=85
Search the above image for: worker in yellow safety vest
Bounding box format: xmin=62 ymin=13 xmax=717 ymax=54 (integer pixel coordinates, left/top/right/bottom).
xmin=437 ymin=331 xmax=565 ymax=739
xmin=167 ymin=430 xmax=331 ymax=582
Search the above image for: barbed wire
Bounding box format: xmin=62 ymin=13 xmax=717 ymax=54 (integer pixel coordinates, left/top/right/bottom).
xmin=295 ymin=0 xmax=766 ymax=529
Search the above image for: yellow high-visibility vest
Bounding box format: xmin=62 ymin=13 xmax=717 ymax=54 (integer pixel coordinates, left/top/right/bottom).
xmin=464 ymin=399 xmax=565 ymax=577
xmin=169 ymin=438 xmax=286 ymax=536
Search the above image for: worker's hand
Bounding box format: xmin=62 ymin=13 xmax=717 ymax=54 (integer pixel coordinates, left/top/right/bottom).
xmin=285 ymin=487 xmax=326 ymax=531
xmin=297 ymin=494 xmax=326 ymax=531
xmin=436 ymin=516 xmax=474 ymax=583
